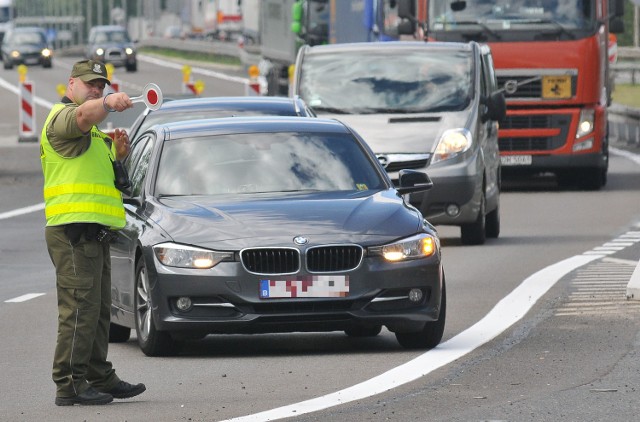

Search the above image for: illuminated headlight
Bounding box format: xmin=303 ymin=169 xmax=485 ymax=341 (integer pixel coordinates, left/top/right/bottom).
xmin=431 ymin=128 xmax=472 ymax=163
xmin=576 ymin=109 xmax=594 ymax=138
xmin=41 ymin=48 xmax=52 ymax=57
xmin=153 ymin=242 xmax=234 ymax=269
xmin=95 ymin=48 xmax=104 ymax=56
xmin=10 ymin=50 xmax=20 ymax=59
xmin=368 ymin=233 xmax=438 ymax=262
xmin=125 ymin=47 xmax=134 ymax=55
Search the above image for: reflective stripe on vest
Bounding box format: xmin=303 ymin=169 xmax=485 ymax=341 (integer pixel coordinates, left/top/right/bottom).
xmin=41 ymin=103 xmax=126 ymax=229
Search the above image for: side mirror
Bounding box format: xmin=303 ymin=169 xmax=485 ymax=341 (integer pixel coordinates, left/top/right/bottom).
xmin=451 ymin=1 xmax=467 ymax=12
xmin=482 ymin=92 xmax=506 ymax=123
xmin=609 ymin=17 xmax=624 ymax=34
xmin=396 ymin=170 xmax=433 ymax=195
xmin=397 ymin=0 xmax=415 ymax=19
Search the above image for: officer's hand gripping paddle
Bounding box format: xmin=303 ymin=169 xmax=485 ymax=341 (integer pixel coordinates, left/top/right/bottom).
xmin=130 ymin=83 xmax=163 ymax=111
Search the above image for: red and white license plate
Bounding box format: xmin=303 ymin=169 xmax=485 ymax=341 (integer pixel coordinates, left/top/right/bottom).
xmin=259 ymin=275 xmax=349 ymax=299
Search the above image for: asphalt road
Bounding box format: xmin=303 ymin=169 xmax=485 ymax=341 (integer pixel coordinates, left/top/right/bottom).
xmin=0 ymin=55 xmax=639 ymax=422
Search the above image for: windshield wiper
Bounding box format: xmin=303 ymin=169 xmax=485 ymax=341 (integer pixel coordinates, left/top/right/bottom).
xmin=524 ymin=19 xmax=575 ymax=40
xmin=453 ymin=20 xmax=502 ymax=40
xmin=310 ymin=106 xmax=348 ymax=114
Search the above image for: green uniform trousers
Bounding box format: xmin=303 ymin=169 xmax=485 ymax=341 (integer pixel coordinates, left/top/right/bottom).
xmin=45 ymin=225 xmax=121 ymax=398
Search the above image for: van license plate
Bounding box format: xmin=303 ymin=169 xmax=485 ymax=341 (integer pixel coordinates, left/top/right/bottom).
xmin=501 ymin=155 xmax=532 ymax=166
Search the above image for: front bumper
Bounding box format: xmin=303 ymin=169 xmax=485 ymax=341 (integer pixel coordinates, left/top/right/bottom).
xmin=148 ymin=253 xmax=444 ymax=335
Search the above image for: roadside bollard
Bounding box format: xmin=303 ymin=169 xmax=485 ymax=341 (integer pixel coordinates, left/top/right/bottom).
xmin=18 ymin=65 xmax=38 ymax=143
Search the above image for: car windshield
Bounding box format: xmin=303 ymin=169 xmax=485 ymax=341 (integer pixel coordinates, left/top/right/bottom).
xmin=154 ymin=131 xmax=385 ymax=196
xmin=93 ymin=30 xmax=130 ymax=43
xmin=12 ymin=32 xmax=46 ymax=44
xmin=299 ymin=49 xmax=472 ymax=114
xmin=429 ymin=0 xmax=595 ymax=33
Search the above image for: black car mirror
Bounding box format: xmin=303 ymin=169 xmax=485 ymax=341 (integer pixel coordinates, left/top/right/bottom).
xmin=397 ymin=170 xmax=433 ymax=195
xmin=481 ymin=92 xmax=506 ymax=123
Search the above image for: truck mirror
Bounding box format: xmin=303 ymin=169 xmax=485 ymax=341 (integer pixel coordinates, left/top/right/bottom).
xmin=609 ymin=17 xmax=624 ymax=34
xmin=397 ymin=0 xmax=415 ymax=19
xmin=397 ymin=20 xmax=415 ymax=35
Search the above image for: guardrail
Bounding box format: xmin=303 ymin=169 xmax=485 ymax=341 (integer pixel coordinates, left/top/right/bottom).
xmin=609 ymin=104 xmax=640 ymax=148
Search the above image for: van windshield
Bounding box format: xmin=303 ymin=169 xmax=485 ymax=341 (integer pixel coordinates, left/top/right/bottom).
xmin=298 ymin=49 xmax=472 ymax=114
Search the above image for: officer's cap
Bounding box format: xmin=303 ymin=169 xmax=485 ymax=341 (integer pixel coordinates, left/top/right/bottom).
xmin=70 ymin=60 xmax=111 ymax=86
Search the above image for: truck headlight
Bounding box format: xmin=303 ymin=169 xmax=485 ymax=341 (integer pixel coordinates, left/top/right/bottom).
xmin=576 ymin=109 xmax=594 ymax=139
xmin=431 ymin=128 xmax=472 ymax=163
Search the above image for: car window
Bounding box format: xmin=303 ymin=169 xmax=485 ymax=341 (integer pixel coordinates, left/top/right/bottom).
xmin=126 ymin=135 xmax=154 ymax=197
xmin=154 ymin=132 xmax=384 ymax=196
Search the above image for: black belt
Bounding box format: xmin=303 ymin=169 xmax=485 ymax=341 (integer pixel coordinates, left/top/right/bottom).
xmin=63 ymin=223 xmax=118 ymax=245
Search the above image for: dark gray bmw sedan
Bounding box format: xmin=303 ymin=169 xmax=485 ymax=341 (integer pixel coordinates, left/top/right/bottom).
xmin=108 ymin=116 xmax=445 ymax=356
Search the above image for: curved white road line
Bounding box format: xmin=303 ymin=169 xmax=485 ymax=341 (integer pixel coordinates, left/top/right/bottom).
xmin=221 ymin=254 xmax=602 ymax=422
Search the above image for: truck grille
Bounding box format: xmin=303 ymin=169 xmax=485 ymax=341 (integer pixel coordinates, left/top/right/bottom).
xmin=499 ymin=114 xmax=572 ymax=152
xmin=306 ymin=245 xmax=363 ymax=272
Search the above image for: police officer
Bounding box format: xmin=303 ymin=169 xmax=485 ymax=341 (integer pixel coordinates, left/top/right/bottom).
xmin=41 ymin=59 xmax=146 ymax=406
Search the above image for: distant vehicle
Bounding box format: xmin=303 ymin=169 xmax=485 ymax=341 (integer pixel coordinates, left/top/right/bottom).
xmin=293 ymin=41 xmax=506 ymax=245
xmin=86 ymin=25 xmax=137 ymax=72
xmin=1 ymin=26 xmax=52 ymax=69
xmin=0 ymin=0 xmax=15 ymax=46
xmin=127 ymin=96 xmax=316 ymax=142
xmin=107 ymin=116 xmax=444 ymax=356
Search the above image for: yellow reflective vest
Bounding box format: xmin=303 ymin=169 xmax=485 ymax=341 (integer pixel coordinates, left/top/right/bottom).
xmin=40 ymin=103 xmax=126 ymax=229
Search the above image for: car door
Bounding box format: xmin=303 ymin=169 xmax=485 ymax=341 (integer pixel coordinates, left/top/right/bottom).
xmin=110 ymin=134 xmax=154 ymax=314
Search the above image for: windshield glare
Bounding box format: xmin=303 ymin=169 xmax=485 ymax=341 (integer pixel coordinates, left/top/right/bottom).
xmin=299 ymin=50 xmax=472 ymax=114
xmin=155 ymin=132 xmax=384 ymax=196
xmin=429 ymin=0 xmax=594 ymax=30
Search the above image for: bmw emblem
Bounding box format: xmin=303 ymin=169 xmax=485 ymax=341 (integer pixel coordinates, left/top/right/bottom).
xmin=293 ymin=236 xmax=309 ymax=245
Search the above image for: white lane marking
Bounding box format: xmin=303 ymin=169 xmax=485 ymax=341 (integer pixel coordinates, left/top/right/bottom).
xmin=221 ymin=254 xmax=602 ymax=422
xmin=5 ymin=293 xmax=45 ymax=303
xmin=0 ymin=203 xmax=44 ymax=220
xmin=611 ymin=147 xmax=640 ymax=165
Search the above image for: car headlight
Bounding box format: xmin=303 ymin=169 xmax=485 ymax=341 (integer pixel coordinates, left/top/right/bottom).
xmin=153 ymin=242 xmax=234 ymax=269
xmin=368 ymin=233 xmax=439 ymax=261
xmin=10 ymin=50 xmax=20 ymax=59
xmin=431 ymin=128 xmax=472 ymax=163
xmin=125 ymin=47 xmax=134 ymax=55
xmin=95 ymin=48 xmax=104 ymax=56
xmin=41 ymin=48 xmax=52 ymax=57
xmin=576 ymin=109 xmax=594 ymax=139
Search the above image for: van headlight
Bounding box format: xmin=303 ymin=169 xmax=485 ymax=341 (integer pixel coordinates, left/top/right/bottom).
xmin=431 ymin=128 xmax=472 ymax=163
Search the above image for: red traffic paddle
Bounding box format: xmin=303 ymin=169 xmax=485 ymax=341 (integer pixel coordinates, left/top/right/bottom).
xmin=130 ymin=83 xmax=163 ymax=111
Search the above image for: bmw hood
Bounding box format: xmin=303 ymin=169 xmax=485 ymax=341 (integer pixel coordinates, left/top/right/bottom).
xmin=149 ymin=190 xmax=422 ymax=248
xmin=318 ymin=110 xmax=470 ymax=154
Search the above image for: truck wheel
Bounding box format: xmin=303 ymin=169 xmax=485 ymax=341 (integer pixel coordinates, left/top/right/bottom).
xmin=108 ymin=323 xmax=131 ymax=343
xmin=395 ymin=277 xmax=446 ymax=349
xmin=461 ymin=196 xmax=486 ymax=245
xmin=135 ymin=259 xmax=182 ymax=356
